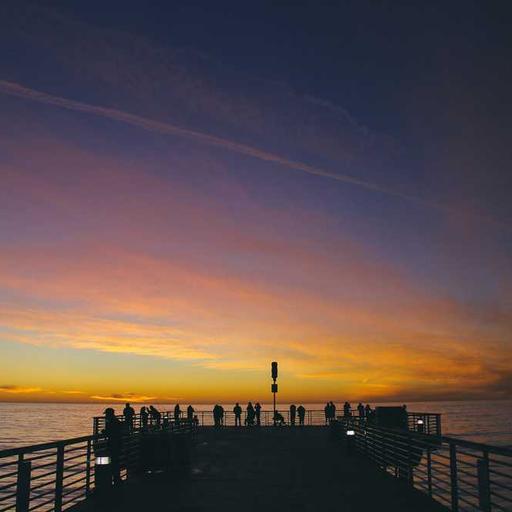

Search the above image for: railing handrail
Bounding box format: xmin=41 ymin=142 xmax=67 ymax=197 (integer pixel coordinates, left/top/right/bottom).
xmin=91 ymin=409 xmax=442 ymax=422
xmin=91 ymin=409 xmax=443 ymax=436
xmin=349 ymin=420 xmax=512 ymax=457
xmin=345 ymin=418 xmax=512 ymax=511
xmin=0 ymin=434 xmax=101 ymax=458
xmin=0 ymin=419 xmax=194 ymax=459
xmin=91 ymin=408 xmax=442 ymax=415
xmin=0 ymin=419 xmax=196 ymax=512
xmin=407 ymin=411 xmax=442 ymax=416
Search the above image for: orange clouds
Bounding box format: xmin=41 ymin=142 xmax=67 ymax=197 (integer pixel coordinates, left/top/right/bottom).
xmin=1 ymin=128 xmax=511 ymax=403
xmin=0 ymin=385 xmax=42 ymax=394
xmin=90 ymin=394 xmax=156 ymax=402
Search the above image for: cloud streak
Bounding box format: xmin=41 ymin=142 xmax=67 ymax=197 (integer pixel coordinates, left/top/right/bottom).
xmin=0 ymin=385 xmax=42 ymax=394
xmin=0 ymin=79 xmax=460 ymax=214
xmin=90 ymin=393 xmax=156 ymax=402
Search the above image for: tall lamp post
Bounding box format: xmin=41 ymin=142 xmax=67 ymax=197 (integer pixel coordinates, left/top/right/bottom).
xmin=271 ymin=361 xmax=278 ymax=424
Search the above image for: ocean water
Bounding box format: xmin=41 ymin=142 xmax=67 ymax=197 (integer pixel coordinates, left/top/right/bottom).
xmin=0 ymin=400 xmax=510 ymax=450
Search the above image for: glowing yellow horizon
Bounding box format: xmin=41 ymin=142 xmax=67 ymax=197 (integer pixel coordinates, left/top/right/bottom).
xmin=1 ymin=99 xmax=511 ymax=406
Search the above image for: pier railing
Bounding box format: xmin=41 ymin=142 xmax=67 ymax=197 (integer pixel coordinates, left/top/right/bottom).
xmin=345 ymin=420 xmax=512 ymax=512
xmin=0 ymin=421 xmax=194 ymax=512
xmin=93 ymin=409 xmax=441 ymax=434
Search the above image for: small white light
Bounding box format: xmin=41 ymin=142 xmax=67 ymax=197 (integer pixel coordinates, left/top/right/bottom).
xmin=95 ymin=456 xmax=111 ymax=465
xmin=346 ymin=429 xmax=355 ymax=436
xmin=417 ymin=419 xmax=424 ymax=425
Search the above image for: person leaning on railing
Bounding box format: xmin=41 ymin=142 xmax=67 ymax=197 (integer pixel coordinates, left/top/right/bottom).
xmin=123 ymin=402 xmax=135 ymax=431
xmin=148 ymin=405 xmax=161 ymax=427
xmin=140 ymin=406 xmax=149 ymax=430
xmin=255 ymin=402 xmax=262 ymax=426
xmin=297 ymin=405 xmax=306 ymax=425
xmin=103 ymin=408 xmax=122 ymax=485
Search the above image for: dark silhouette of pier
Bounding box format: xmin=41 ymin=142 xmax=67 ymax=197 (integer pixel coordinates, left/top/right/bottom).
xmin=1 ymin=407 xmax=511 ymax=512
xmin=76 ymin=426 xmax=447 ymax=512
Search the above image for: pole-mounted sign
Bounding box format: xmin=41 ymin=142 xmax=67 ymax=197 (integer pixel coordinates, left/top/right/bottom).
xmin=271 ymin=361 xmax=278 ymax=381
xmin=271 ymin=361 xmax=278 ymax=421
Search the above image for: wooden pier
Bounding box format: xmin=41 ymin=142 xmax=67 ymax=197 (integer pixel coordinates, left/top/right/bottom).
xmin=75 ymin=426 xmax=447 ymax=512
xmin=1 ymin=410 xmax=511 ymax=512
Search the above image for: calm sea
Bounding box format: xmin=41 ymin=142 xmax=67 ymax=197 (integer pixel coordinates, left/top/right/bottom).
xmin=0 ymin=400 xmax=510 ymax=450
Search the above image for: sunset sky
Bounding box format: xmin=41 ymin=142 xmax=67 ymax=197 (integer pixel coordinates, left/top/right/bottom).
xmin=1 ymin=1 xmax=511 ymax=403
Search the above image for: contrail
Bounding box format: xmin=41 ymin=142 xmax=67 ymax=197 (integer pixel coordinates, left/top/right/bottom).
xmin=0 ymin=80 xmax=412 ymax=197
xmin=0 ymin=79 xmax=502 ymax=226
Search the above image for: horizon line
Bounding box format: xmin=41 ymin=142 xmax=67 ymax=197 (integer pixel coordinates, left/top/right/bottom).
xmin=1 ymin=397 xmax=510 ymax=405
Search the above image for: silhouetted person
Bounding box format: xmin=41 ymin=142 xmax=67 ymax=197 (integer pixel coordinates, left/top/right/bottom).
xmin=343 ymin=401 xmax=351 ymax=417
xmin=123 ymin=402 xmax=135 ymax=431
xmin=401 ymin=404 xmax=408 ymax=428
xmin=297 ymin=405 xmax=306 ymax=425
xmin=255 ymin=402 xmax=262 ymax=426
xmin=219 ymin=405 xmax=225 ymax=426
xmin=187 ymin=405 xmax=194 ymax=422
xmin=246 ymin=402 xmax=255 ymax=426
xmin=213 ymin=404 xmax=221 ymax=427
xmin=289 ymin=404 xmax=296 ymax=426
xmin=233 ymin=403 xmax=242 ymax=426
xmin=357 ymin=402 xmax=365 ymax=417
xmin=273 ymin=410 xmax=285 ymax=426
xmin=174 ymin=403 xmax=181 ymax=423
xmin=365 ymin=404 xmax=374 ymax=424
xmin=103 ymin=408 xmax=122 ymax=485
xmin=149 ymin=405 xmax=161 ymax=427
xmin=140 ymin=406 xmax=148 ymax=429
xmin=330 ymin=401 xmax=336 ymax=421
xmin=324 ymin=402 xmax=330 ymax=424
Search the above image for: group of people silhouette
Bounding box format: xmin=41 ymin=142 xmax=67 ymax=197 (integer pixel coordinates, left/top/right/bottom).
xmin=227 ymin=402 xmax=308 ymax=426
xmin=335 ymin=401 xmax=374 ymax=420
xmin=122 ymin=403 xmax=164 ymax=429
xmin=110 ymin=401 xmax=376 ymax=431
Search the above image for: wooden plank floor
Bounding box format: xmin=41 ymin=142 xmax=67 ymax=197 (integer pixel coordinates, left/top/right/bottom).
xmin=79 ymin=427 xmax=448 ymax=512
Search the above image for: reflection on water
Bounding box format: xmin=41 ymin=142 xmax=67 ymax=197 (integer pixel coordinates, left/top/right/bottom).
xmin=0 ymin=400 xmax=510 ymax=449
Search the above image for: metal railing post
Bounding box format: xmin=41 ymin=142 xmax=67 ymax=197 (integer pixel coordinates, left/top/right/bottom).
xmin=382 ymin=430 xmax=388 ymax=470
xmin=16 ymin=456 xmax=31 ymax=512
xmin=54 ymin=444 xmax=64 ymax=512
xmin=426 ymin=445 xmax=432 ymax=497
xmin=477 ymin=451 xmax=491 ymax=512
xmin=407 ymin=434 xmax=414 ymax=486
xmin=85 ymin=439 xmax=92 ymax=496
xmin=449 ymin=442 xmax=459 ymax=512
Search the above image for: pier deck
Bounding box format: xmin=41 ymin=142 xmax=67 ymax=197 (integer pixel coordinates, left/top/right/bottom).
xmin=78 ymin=427 xmax=447 ymax=512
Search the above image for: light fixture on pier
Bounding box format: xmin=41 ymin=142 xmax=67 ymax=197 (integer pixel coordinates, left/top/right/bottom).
xmin=95 ymin=456 xmax=111 ymax=465
xmin=416 ymin=419 xmax=424 ymax=425
xmin=346 ymin=429 xmax=355 ymax=436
